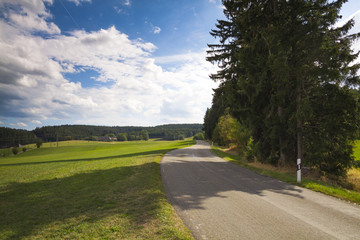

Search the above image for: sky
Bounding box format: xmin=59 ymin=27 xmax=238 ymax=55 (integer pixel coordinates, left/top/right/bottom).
xmin=0 ymin=0 xmax=359 ymax=130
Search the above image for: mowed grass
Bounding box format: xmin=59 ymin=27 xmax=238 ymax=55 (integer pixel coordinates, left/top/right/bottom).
xmin=0 ymin=140 xmax=194 ymax=239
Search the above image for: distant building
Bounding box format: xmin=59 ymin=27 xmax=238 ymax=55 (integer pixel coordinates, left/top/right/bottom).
xmin=98 ymin=136 xmax=117 ymax=142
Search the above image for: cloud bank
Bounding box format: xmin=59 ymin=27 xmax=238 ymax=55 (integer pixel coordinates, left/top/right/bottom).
xmin=0 ymin=0 xmax=217 ymax=128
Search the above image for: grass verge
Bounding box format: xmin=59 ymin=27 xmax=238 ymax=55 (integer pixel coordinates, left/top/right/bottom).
xmin=211 ymin=146 xmax=360 ymax=205
xmin=0 ymin=139 xmax=194 ymax=239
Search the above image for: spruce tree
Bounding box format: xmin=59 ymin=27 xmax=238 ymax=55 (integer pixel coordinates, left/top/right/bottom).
xmin=207 ymin=0 xmax=359 ymax=176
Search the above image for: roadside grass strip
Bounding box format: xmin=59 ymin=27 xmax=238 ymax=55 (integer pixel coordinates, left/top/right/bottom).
xmin=0 ymin=140 xmax=194 ymax=239
xmin=211 ymin=147 xmax=360 ymax=205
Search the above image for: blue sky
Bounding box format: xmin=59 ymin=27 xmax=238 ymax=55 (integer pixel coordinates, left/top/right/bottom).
xmin=0 ymin=0 xmax=359 ymax=130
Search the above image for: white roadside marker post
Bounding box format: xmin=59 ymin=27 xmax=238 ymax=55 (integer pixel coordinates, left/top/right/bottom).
xmin=297 ymin=158 xmax=301 ymax=183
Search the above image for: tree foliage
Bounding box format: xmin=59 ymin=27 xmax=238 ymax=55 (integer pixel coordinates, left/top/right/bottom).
xmin=35 ymin=138 xmax=43 ymax=148
xmin=0 ymin=127 xmax=36 ymax=148
xmin=0 ymin=124 xmax=202 ymax=148
xmin=193 ymin=132 xmax=205 ymax=140
xmin=12 ymin=146 xmax=19 ymax=155
xmin=206 ymin=0 xmax=360 ymax=176
xmin=203 ymin=87 xmax=227 ymax=140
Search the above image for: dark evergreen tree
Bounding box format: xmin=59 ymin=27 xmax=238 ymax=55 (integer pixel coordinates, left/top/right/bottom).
xmin=207 ymin=0 xmax=359 ymax=175
xmin=203 ymin=85 xmax=227 ymax=140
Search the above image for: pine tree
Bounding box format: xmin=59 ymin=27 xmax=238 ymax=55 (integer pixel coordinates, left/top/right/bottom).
xmin=207 ymin=0 xmax=359 ymax=175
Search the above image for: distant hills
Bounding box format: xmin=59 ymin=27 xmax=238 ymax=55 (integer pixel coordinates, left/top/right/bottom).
xmin=0 ymin=124 xmax=203 ymax=148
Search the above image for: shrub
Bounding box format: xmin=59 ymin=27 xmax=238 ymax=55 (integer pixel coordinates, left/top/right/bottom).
xmin=193 ymin=132 xmax=205 ymax=140
xmin=12 ymin=146 xmax=19 ymax=155
xmin=117 ymin=133 xmax=127 ymax=141
xmin=35 ymin=138 xmax=43 ymax=148
xmin=244 ymin=137 xmax=256 ymax=162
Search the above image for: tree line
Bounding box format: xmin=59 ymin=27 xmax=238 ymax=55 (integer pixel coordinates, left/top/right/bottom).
xmin=205 ymin=0 xmax=360 ymax=177
xmin=0 ymin=124 xmax=203 ymax=148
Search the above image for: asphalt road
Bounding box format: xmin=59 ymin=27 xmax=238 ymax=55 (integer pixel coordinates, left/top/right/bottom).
xmin=161 ymin=141 xmax=360 ymax=240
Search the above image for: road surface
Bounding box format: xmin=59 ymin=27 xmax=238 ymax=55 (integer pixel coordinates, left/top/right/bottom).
xmin=161 ymin=141 xmax=360 ymax=240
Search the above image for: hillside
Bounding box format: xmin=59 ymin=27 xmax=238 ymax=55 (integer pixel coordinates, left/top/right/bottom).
xmin=0 ymin=124 xmax=203 ymax=148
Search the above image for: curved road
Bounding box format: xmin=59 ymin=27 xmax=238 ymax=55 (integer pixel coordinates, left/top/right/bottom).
xmin=161 ymin=141 xmax=360 ymax=240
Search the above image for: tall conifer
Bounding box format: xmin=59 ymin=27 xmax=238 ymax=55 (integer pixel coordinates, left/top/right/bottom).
xmin=207 ymin=0 xmax=359 ymax=175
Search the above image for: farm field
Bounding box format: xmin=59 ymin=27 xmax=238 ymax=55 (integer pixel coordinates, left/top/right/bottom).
xmin=0 ymin=140 xmax=194 ymax=239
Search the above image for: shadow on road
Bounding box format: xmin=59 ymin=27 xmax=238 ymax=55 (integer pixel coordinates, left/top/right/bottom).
xmin=162 ymin=141 xmax=303 ymax=210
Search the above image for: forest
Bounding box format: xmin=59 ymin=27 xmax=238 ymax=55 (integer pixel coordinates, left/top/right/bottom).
xmin=204 ymin=0 xmax=360 ymax=177
xmin=0 ymin=124 xmax=203 ymax=148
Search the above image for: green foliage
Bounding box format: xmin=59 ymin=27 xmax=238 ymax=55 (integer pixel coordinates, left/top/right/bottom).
xmin=117 ymin=133 xmax=127 ymax=141
xmin=32 ymin=124 xmax=202 ymax=142
xmin=0 ymin=127 xmax=36 ymax=148
xmin=207 ymin=0 xmax=360 ymax=176
xmin=203 ymin=87 xmax=227 ymax=140
xmin=22 ymin=147 xmax=26 ymax=152
xmin=193 ymin=132 xmax=205 ymax=140
xmin=35 ymin=138 xmax=43 ymax=148
xmin=11 ymin=146 xmax=18 ymax=155
xmin=105 ymin=133 xmax=116 ymax=138
xmin=303 ymin=84 xmax=359 ymax=176
xmin=211 ymin=112 xmax=250 ymax=151
xmin=212 ymin=113 xmax=239 ymax=146
xmin=244 ymin=137 xmax=256 ymax=162
xmin=141 ymin=130 xmax=149 ymax=141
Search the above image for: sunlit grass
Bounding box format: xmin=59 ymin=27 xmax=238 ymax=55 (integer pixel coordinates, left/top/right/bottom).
xmin=353 ymin=140 xmax=360 ymax=161
xmin=0 ymin=139 xmax=194 ymax=239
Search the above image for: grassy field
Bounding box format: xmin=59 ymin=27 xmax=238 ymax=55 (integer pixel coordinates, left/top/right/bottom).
xmin=0 ymin=140 xmax=194 ymax=239
xmin=211 ymin=146 xmax=360 ymax=205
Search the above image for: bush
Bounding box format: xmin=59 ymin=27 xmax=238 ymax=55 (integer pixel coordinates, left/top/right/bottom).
xmin=193 ymin=132 xmax=205 ymax=140
xmin=23 ymin=147 xmax=27 ymax=152
xmin=117 ymin=133 xmax=127 ymax=141
xmin=212 ymin=113 xmax=250 ymax=149
xmin=244 ymin=137 xmax=256 ymax=162
xmin=353 ymin=161 xmax=360 ymax=169
xmin=12 ymin=146 xmax=19 ymax=155
xmin=35 ymin=138 xmax=43 ymax=148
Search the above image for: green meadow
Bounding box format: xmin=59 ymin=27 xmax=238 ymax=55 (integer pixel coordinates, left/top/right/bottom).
xmin=0 ymin=140 xmax=194 ymax=239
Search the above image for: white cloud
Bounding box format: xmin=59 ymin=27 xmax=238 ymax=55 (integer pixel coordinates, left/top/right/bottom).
xmin=153 ymin=26 xmax=161 ymax=34
xmin=10 ymin=122 xmax=28 ymax=127
xmin=0 ymin=0 xmax=60 ymax=35
xmin=123 ymin=0 xmax=131 ymax=6
xmin=66 ymin=0 xmax=92 ymax=6
xmin=0 ymin=0 xmax=217 ymax=128
xmin=114 ymin=6 xmax=122 ymax=14
xmin=0 ymin=121 xmax=4 ymax=125
xmin=32 ymin=120 xmax=42 ymax=124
